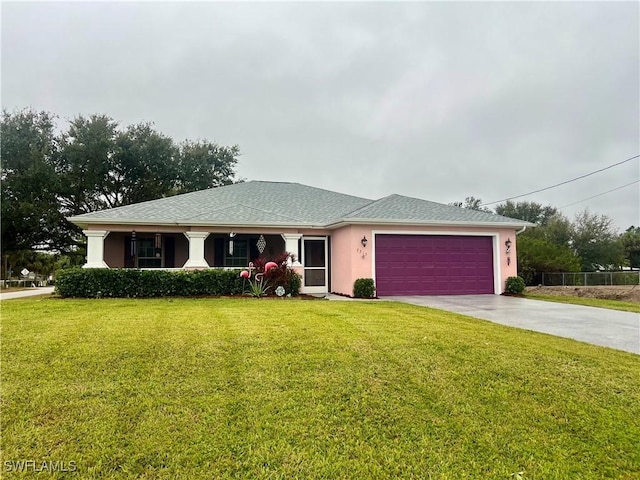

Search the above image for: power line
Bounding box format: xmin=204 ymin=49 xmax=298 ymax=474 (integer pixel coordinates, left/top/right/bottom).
xmin=480 ymin=154 xmax=639 ymax=206
xmin=557 ymin=180 xmax=639 ymax=209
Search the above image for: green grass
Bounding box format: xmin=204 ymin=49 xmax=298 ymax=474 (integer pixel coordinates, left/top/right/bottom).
xmin=2 ymin=298 xmax=639 ymax=479
xmin=525 ymin=293 xmax=640 ymax=313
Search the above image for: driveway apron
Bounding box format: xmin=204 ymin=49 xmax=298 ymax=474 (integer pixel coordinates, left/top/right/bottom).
xmin=383 ymin=295 xmax=640 ymax=355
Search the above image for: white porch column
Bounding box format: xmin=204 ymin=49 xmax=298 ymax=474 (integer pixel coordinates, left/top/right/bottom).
xmin=183 ymin=232 xmax=210 ymax=268
xmin=281 ymin=233 xmax=302 ymax=266
xmin=83 ymin=230 xmax=109 ymax=268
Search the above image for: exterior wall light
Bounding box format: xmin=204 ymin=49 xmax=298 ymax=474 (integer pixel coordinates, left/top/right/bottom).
xmin=130 ymin=231 xmax=137 ymax=257
xmin=361 ymin=236 xmax=368 ymax=248
xmin=229 ymin=232 xmax=236 ymax=255
xmin=505 ymin=238 xmax=512 ymax=254
xmin=155 ymin=233 xmax=162 ymax=257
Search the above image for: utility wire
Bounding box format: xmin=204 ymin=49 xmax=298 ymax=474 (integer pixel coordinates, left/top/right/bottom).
xmin=480 ymin=154 xmax=639 ymax=206
xmin=557 ymin=180 xmax=639 ymax=209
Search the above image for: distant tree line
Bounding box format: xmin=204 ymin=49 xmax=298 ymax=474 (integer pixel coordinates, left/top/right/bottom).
xmin=1 ymin=108 xmax=240 ymax=278
xmin=451 ymin=196 xmax=640 ymax=284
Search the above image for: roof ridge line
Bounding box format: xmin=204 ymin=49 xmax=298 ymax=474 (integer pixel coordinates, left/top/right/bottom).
xmin=341 ymin=195 xmax=395 ymax=217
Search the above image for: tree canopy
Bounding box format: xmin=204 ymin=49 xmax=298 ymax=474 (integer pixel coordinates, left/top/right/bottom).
xmin=448 ymin=196 xmax=491 ymax=212
xmin=1 ymin=108 xmax=241 ymax=272
xmin=53 ymin=114 xmax=240 ymax=215
xmin=620 ymin=226 xmax=640 ymax=269
xmin=495 ymin=200 xmax=558 ymax=226
xmin=1 ymin=110 xmax=70 ymax=253
xmin=571 ymin=210 xmax=623 ymax=271
xmin=452 ymin=196 xmax=635 ymax=282
xmin=515 ymin=235 xmax=581 ymax=284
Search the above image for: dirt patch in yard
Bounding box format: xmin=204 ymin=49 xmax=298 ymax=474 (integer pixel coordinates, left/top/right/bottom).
xmin=525 ymin=285 xmax=640 ymax=303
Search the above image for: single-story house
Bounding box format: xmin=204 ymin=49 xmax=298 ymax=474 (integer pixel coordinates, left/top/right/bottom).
xmin=68 ymin=181 xmax=533 ymax=296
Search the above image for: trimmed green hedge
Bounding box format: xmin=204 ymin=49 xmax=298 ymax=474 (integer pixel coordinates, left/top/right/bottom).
xmin=55 ymin=268 xmax=246 ymax=298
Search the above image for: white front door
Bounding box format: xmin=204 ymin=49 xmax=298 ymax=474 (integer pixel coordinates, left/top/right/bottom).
xmin=301 ymin=237 xmax=328 ymax=294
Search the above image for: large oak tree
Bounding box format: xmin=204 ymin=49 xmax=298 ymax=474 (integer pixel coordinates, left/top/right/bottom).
xmin=1 ymin=110 xmax=71 ymax=253
xmin=1 ymin=108 xmax=240 ymax=271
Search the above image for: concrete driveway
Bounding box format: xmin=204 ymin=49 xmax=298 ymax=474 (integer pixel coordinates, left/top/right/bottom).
xmin=383 ymin=295 xmax=640 ymax=355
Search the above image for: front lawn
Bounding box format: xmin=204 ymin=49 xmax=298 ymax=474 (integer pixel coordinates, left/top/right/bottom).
xmin=2 ymin=298 xmax=639 ymax=479
xmin=524 ymin=293 xmax=640 ymax=313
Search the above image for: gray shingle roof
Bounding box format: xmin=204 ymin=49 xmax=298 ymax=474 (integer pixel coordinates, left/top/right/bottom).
xmin=68 ymin=181 xmax=533 ymax=228
xmin=69 ymin=181 xmax=373 ymax=226
xmin=337 ymin=194 xmax=527 ymax=225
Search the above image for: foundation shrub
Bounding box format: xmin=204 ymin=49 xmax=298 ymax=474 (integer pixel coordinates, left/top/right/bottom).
xmin=55 ymin=268 xmax=244 ymax=298
xmin=505 ymin=276 xmax=526 ymax=294
xmin=353 ymin=278 xmax=376 ymax=298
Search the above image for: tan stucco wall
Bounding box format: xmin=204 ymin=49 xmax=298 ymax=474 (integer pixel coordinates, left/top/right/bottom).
xmin=174 ymin=234 xmax=189 ymax=268
xmin=262 ymin=234 xmax=286 ymax=259
xmin=104 ymin=232 xmax=125 ymax=268
xmin=202 ymin=234 xmax=287 ymax=267
xmin=102 ymin=232 xmax=189 ymax=268
xmin=204 ymin=236 xmax=216 ymax=267
xmin=89 ymin=225 xmax=324 ymax=270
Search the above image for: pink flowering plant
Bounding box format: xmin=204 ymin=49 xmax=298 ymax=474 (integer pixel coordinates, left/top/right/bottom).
xmin=240 ymin=261 xmax=278 ymax=297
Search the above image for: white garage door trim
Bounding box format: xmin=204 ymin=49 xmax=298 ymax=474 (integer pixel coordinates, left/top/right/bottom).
xmin=371 ymin=230 xmax=501 ymax=295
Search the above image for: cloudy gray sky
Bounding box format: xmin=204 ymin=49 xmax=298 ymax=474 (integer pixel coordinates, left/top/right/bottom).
xmin=2 ymin=1 xmax=639 ymax=230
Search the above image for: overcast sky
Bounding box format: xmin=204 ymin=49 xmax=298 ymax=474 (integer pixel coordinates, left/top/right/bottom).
xmin=2 ymin=1 xmax=639 ymax=230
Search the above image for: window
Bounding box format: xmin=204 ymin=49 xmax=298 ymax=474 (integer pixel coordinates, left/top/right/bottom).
xmin=138 ymin=238 xmax=162 ymax=268
xmin=225 ymin=239 xmax=248 ymax=267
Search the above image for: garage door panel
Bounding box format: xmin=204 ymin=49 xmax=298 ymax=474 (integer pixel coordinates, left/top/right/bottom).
xmin=375 ymin=234 xmax=494 ymax=295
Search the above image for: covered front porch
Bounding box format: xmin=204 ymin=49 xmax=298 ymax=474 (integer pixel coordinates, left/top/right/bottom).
xmin=83 ymin=229 xmax=330 ymax=294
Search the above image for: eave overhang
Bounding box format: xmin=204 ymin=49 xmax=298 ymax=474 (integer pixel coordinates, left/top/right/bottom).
xmin=323 ymin=218 xmax=536 ymax=229
xmin=67 ymin=216 xmax=322 ymax=230
xmin=69 ymin=215 xmax=535 ymax=232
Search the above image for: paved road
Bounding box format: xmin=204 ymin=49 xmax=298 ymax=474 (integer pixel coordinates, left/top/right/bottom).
xmin=0 ymin=286 xmax=56 ymax=301
xmin=383 ymin=295 xmax=640 ymax=355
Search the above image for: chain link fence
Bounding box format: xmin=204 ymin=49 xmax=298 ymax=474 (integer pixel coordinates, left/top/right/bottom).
xmin=541 ymin=271 xmax=640 ymax=286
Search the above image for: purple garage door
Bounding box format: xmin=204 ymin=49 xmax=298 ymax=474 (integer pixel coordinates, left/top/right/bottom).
xmin=375 ymin=235 xmax=494 ymax=295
